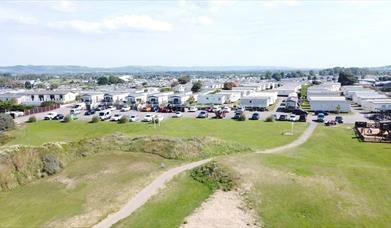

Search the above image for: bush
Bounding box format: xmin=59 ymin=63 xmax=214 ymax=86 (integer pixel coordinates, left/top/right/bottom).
xmin=27 ymin=116 xmax=37 ymax=123
xmin=0 ymin=114 xmax=15 ymax=131
xmin=118 ymin=115 xmax=128 ymax=124
xmin=265 ymin=115 xmax=275 ymax=122
xmin=63 ymin=115 xmax=72 ymax=123
xmin=90 ymin=115 xmax=100 ymax=123
xmin=238 ymin=112 xmax=246 ymax=121
xmin=41 ymin=154 xmax=61 ymax=175
xmin=191 ymin=161 xmax=235 ymax=191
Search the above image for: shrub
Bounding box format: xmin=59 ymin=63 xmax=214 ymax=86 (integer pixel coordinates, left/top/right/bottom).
xmin=118 ymin=115 xmax=128 ymax=124
xmin=0 ymin=114 xmax=15 ymax=131
xmin=90 ymin=115 xmax=100 ymax=123
xmin=265 ymin=115 xmax=275 ymax=122
xmin=27 ymin=116 xmax=37 ymax=123
xmin=0 ymin=133 xmax=15 ymax=145
xmin=41 ymin=154 xmax=61 ymax=175
xmin=191 ymin=161 xmax=235 ymax=191
xmin=238 ymin=112 xmax=246 ymax=121
xmin=63 ymin=115 xmax=72 ymax=123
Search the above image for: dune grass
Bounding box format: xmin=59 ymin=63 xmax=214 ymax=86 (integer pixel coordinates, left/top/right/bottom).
xmin=220 ymin=125 xmax=391 ymax=227
xmin=0 ymin=152 xmax=180 ymax=228
xmin=8 ymin=118 xmax=307 ymax=149
xmin=113 ymin=172 xmax=212 ymax=228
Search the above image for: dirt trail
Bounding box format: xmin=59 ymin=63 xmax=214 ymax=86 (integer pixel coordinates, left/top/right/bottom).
xmin=93 ymin=159 xmax=211 ymax=228
xmin=93 ymin=122 xmax=317 ymax=228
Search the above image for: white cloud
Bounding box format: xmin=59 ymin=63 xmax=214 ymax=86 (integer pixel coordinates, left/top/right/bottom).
xmin=51 ymin=0 xmax=77 ymax=13
xmin=259 ymin=0 xmax=300 ymax=9
xmin=48 ymin=15 xmax=174 ymax=33
xmin=181 ymin=16 xmax=212 ymax=25
xmin=0 ymin=8 xmax=38 ymax=25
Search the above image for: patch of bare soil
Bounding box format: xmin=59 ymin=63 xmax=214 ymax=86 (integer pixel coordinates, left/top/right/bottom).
xmin=181 ymin=190 xmax=260 ymax=228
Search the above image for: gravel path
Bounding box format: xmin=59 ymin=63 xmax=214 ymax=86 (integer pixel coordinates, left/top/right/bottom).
xmin=93 ymin=122 xmax=317 ymax=228
xmin=93 ymin=159 xmax=211 ymax=228
xmin=256 ymin=122 xmax=317 ymax=154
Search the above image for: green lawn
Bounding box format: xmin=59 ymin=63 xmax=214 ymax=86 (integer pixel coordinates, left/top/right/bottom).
xmin=0 ymin=152 xmax=181 ymax=228
xmin=113 ymin=172 xmax=212 ymax=228
xmin=220 ymin=125 xmax=391 ymax=227
xmin=8 ymin=118 xmax=307 ymax=150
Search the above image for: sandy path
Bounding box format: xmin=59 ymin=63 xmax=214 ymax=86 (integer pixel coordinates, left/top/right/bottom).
xmin=93 ymin=159 xmax=211 ymax=228
xmin=93 ymin=122 xmax=317 ymax=228
xmin=181 ymin=190 xmax=259 ymax=228
xmin=256 ymin=122 xmax=317 ymax=154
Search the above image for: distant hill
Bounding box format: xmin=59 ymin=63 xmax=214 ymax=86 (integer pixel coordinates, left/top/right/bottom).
xmin=0 ymin=65 xmax=298 ymax=74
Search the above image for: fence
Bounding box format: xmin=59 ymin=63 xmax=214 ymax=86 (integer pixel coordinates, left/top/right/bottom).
xmin=23 ymin=103 xmax=61 ymax=116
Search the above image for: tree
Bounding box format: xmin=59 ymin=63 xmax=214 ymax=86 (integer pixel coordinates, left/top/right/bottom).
xmin=24 ymin=81 xmax=33 ymax=89
xmin=97 ymin=76 xmax=108 ymax=85
xmin=272 ymin=73 xmax=282 ymax=81
xmin=338 ymin=72 xmax=358 ymax=86
xmin=191 ymin=81 xmax=202 ymax=93
xmin=0 ymin=114 xmax=15 ymax=131
xmin=178 ymin=76 xmax=191 ymax=84
xmin=223 ymin=82 xmax=238 ymax=90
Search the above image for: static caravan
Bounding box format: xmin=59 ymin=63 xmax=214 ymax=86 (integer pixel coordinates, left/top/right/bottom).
xmin=308 ymin=97 xmax=350 ymax=112
xmin=240 ymin=92 xmax=278 ymax=110
xmin=81 ymin=92 xmax=104 ymax=110
xmin=24 ymin=90 xmax=77 ymax=106
xmin=216 ymin=91 xmax=241 ymax=103
xmin=127 ymin=93 xmax=147 ymax=105
xmin=197 ymin=93 xmax=226 ymax=105
xmin=103 ymin=92 xmax=128 ymax=104
xmin=168 ymin=92 xmax=193 ymax=106
xmin=0 ymin=93 xmax=27 ymax=104
xmin=147 ymin=92 xmax=173 ymax=106
xmin=361 ymin=99 xmax=391 ymax=112
xmin=352 ymin=92 xmax=388 ymax=106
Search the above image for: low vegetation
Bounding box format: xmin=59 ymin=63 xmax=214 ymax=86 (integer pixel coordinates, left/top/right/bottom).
xmin=90 ymin=115 xmax=100 ymax=123
xmin=0 ymin=114 xmax=15 ymax=131
xmin=190 ymin=161 xmax=235 ymax=191
xmin=27 ymin=116 xmax=37 ymax=123
xmin=220 ymin=125 xmax=391 ymax=227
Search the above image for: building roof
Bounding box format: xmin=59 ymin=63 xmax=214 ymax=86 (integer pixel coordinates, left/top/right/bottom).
xmin=309 ymin=96 xmax=347 ymax=101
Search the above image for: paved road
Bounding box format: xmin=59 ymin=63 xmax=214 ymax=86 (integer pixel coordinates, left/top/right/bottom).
xmin=93 ymin=159 xmax=211 ymax=228
xmin=256 ymin=122 xmax=317 ymax=154
xmin=93 ymin=121 xmax=318 ymax=228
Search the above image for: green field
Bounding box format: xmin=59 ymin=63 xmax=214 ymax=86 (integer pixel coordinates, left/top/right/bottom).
xmin=0 ymin=152 xmax=180 ymax=228
xmin=220 ymin=125 xmax=391 ymax=227
xmin=113 ymin=172 xmax=212 ymax=228
xmin=8 ymin=118 xmax=307 ymax=149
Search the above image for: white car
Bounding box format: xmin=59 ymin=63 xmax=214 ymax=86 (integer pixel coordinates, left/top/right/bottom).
xmin=70 ymin=108 xmax=81 ymax=115
xmin=143 ymin=114 xmax=153 ymax=122
xmin=173 ymin=112 xmax=182 ymax=118
xmin=108 ymin=106 xmax=116 ymax=111
xmin=110 ymin=114 xmax=123 ymax=121
xmin=99 ymin=110 xmax=112 ymax=120
xmin=223 ymin=107 xmax=231 ymax=113
xmin=128 ymin=115 xmax=139 ymax=122
xmin=121 ymin=106 xmax=131 ymax=112
xmin=188 ymin=106 xmax=198 ymax=112
xmin=44 ymin=112 xmax=57 ymax=120
xmin=289 ymin=115 xmax=297 ymax=122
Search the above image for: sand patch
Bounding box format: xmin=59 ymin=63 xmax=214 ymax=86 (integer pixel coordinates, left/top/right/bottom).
xmin=181 ymin=190 xmax=259 ymax=228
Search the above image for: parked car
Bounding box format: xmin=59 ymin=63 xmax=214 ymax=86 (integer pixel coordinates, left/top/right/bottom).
xmin=141 ymin=106 xmax=152 ymax=112
xmin=70 ymin=108 xmax=81 ymax=115
xmin=278 ymin=114 xmax=288 ymax=121
xmin=325 ymin=120 xmax=337 ymax=126
xmin=292 ymin=109 xmax=308 ymax=116
xmin=298 ymin=114 xmax=307 ymax=122
xmin=173 ymin=112 xmax=182 ymax=118
xmin=128 ymin=115 xmax=139 ymax=122
xmin=197 ymin=111 xmax=208 ymax=118
xmin=315 ymin=111 xmax=328 ymax=116
xmin=121 ymin=106 xmax=131 ymax=112
xmin=110 ymin=114 xmax=123 ymax=121
xmin=44 ymin=112 xmax=57 ymax=120
xmin=72 ymin=103 xmax=85 ymax=111
xmin=108 ymin=106 xmax=116 ymax=111
xmin=335 ymin=116 xmax=343 ymax=124
xmin=316 ymin=113 xmax=325 ymax=122
xmin=289 ymin=115 xmax=297 ymax=122
xmin=53 ymin=114 xmax=64 ymax=120
xmin=232 ymin=112 xmax=241 ymax=120
xmin=143 ymin=114 xmax=153 ymax=122
xmin=99 ymin=110 xmax=111 ymax=120
xmin=188 ymin=106 xmax=198 ymax=112
xmin=206 ymin=106 xmax=214 ymax=113
xmin=250 ymin=113 xmax=260 ymax=120
xmin=84 ymin=109 xmax=96 ymax=115
xmin=272 ymin=114 xmax=278 ymax=120
xmin=223 ymin=107 xmax=231 ymax=113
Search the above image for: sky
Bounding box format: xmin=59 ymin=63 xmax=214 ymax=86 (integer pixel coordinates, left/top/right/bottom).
xmin=1 ymin=0 xmax=391 ymax=68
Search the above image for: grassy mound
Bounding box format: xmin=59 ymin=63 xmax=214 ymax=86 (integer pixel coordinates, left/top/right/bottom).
xmin=0 ymin=134 xmax=250 ymax=191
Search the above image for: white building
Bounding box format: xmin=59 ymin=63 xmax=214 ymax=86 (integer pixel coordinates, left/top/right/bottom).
xmin=147 ymin=92 xmax=174 ymax=106
xmin=272 ymin=83 xmax=301 ymax=96
xmin=240 ymin=92 xmax=278 ymax=110
xmin=103 ymin=92 xmax=128 ymax=104
xmin=0 ymin=93 xmax=28 ymax=104
xmin=352 ymin=92 xmax=388 ymax=106
xmin=80 ymin=92 xmax=104 ymax=109
xmin=23 ymin=90 xmax=77 ymax=106
xmin=361 ymin=99 xmax=391 ymax=112
xmin=168 ymin=92 xmax=194 ymax=106
xmin=308 ymin=97 xmax=350 ymax=112
xmin=197 ymin=93 xmax=227 ymax=105
xmin=216 ymin=91 xmax=241 ymax=103
xmin=127 ymin=93 xmax=147 ymax=105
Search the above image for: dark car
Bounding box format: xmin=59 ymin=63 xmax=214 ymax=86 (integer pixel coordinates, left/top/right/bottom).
xmin=298 ymin=114 xmax=307 ymax=122
xmin=84 ymin=109 xmax=96 ymax=116
xmin=53 ymin=114 xmax=64 ymax=120
xmin=315 ymin=111 xmax=328 ymax=116
xmin=250 ymin=113 xmax=260 ymax=120
xmin=232 ymin=112 xmax=241 ymax=120
xmin=292 ymin=109 xmax=308 ymax=116
xmin=335 ymin=116 xmax=343 ymax=123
